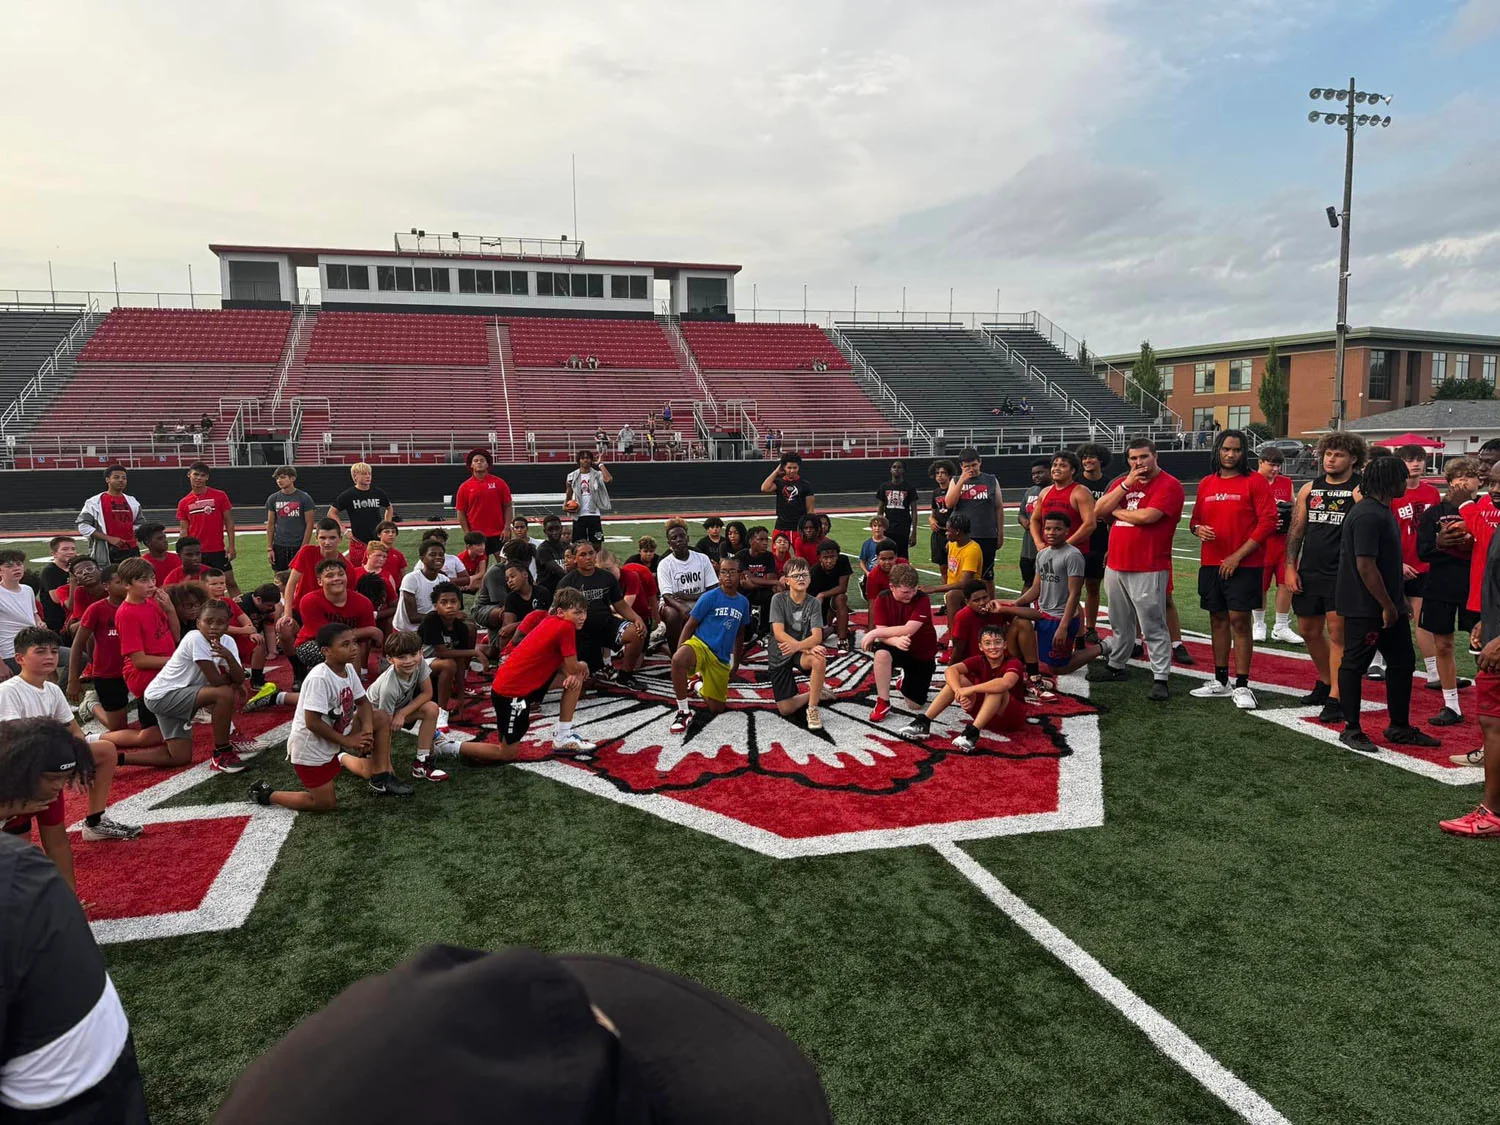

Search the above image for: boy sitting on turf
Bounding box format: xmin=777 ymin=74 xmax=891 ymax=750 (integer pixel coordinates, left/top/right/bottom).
xmin=161 ymin=537 xmax=204 ymax=587
xmin=66 ymin=565 xmax=165 ymax=753
xmin=374 ymin=520 xmax=407 ymax=573
xmin=900 ymin=624 xmax=1027 ymax=750
xmin=947 ymin=580 xmax=1011 ymax=664
xmin=53 ymin=557 xmax=106 ymax=643
xmin=862 ymin=564 xmax=939 ymax=723
xmin=420 ymin=582 xmax=488 ymax=728
xmin=235 ymin=583 xmax=282 ymax=689
xmin=0 ymin=627 xmax=141 ymax=841
xmin=808 ymin=540 xmax=852 ymax=650
xmin=249 ymin=624 xmax=414 ymax=810
xmin=458 ymin=531 xmax=489 ymax=587
xmin=863 ymin=538 xmax=908 ymax=604
xmin=366 ymin=630 xmax=452 ymax=782
xmin=141 ymin=599 xmax=250 ymax=773
xmin=425 ymin=528 xmax=474 ymax=592
xmin=138 ymin=523 xmax=179 ymax=587
xmin=1010 ymin=511 xmax=1101 ymax=684
xmin=924 ymin=513 xmax=983 ymax=621
xmin=767 ymin=557 xmax=827 ymax=730
xmin=669 ymin=555 xmax=751 ymax=733
xmin=203 ymin=569 xmax=275 ymax=707
xmin=359 ymin=545 xmax=399 ymax=634
xmin=476 ymin=587 xmax=596 ymax=760
xmin=294 ymin=560 xmax=381 ymax=682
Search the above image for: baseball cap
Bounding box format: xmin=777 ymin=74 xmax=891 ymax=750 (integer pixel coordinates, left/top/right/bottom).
xmin=215 ymin=945 xmax=831 ymax=1124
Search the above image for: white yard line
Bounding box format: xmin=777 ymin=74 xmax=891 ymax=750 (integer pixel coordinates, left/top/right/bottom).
xmin=934 ymin=842 xmax=1291 ymax=1125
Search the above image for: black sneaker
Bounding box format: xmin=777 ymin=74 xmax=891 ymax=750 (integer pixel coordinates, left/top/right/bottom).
xmin=1082 ymin=629 xmax=1101 ymax=648
xmin=1131 ymin=643 xmax=1144 ymax=660
xmin=897 ymin=716 xmax=931 ymax=740
xmin=1425 ymin=678 xmax=1472 ymax=691
xmin=369 ymin=771 xmax=414 ymax=797
xmin=1339 ymin=728 xmax=1379 ymax=753
xmin=1385 ymin=725 xmax=1441 ymax=748
xmin=1317 ymin=701 xmax=1345 ymax=724
xmin=1429 ymin=707 xmax=1463 ymax=727
xmin=1172 ymin=643 xmax=1196 ymax=666
xmin=1147 ymin=680 xmax=1170 ymax=702
xmin=1300 ymin=681 xmax=1331 ymax=706
xmin=248 ymin=780 xmax=273 ymax=806
xmin=1088 ymin=663 xmax=1128 ymax=682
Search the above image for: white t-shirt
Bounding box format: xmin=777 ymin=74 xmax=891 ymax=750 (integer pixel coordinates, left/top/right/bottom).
xmin=395 ymin=569 xmax=445 ymax=632
xmin=0 ymin=676 xmax=73 ymax=722
xmin=144 ymin=630 xmax=225 ymax=703
xmin=288 ymin=662 xmax=365 ymax=766
xmin=366 ymin=661 xmax=430 ymax=715
xmin=657 ymin=551 xmax=716 ymax=599
xmin=0 ymin=585 xmax=40 ymax=659
xmin=569 ymin=469 xmax=605 ymax=517
xmin=443 ymin=555 xmax=466 ymax=581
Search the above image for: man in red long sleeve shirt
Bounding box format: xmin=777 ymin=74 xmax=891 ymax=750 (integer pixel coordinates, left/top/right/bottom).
xmin=1456 ymin=457 xmax=1500 ymax=622
xmin=1188 ymin=430 xmax=1277 ymax=710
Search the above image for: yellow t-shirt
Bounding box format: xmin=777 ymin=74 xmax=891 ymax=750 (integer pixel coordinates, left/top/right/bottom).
xmin=947 ymin=539 xmax=983 ymax=584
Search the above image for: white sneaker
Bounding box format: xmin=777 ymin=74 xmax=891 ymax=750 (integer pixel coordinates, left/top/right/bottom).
xmin=1190 ymin=680 xmax=1233 ymax=699
xmin=1251 ymin=622 xmax=1267 ymax=642
xmin=1272 ymin=623 xmax=1304 ymax=645
xmin=805 ymin=704 xmax=822 ymax=731
xmin=554 ymin=731 xmax=598 ymax=754
xmin=951 ymin=732 xmax=977 ymax=752
xmin=80 ymin=814 xmax=143 ymax=841
xmin=75 ymin=688 xmax=99 ymax=727
xmin=1232 ymin=686 xmax=1258 ymax=710
xmin=433 ymin=732 xmax=465 ymax=758
xmin=193 ymin=708 xmax=212 ymax=724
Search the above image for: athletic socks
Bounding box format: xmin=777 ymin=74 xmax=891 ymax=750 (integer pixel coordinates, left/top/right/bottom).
xmin=1275 ymin=612 xmax=1292 ymax=631
xmin=85 ymin=812 xmax=102 ymax=827
xmin=1252 ymin=610 xmax=1265 ymax=629
xmin=1235 ymin=674 xmax=1249 ymax=689
xmin=250 ymin=670 xmax=266 ymax=687
xmin=555 ymin=721 xmax=573 ymax=739
xmin=1025 ymin=662 xmax=1039 ymax=678
xmin=1444 ymin=688 xmax=1462 ymax=715
xmin=437 ymin=709 xmax=450 ymax=728
xmin=1424 ymin=656 xmax=1439 ymax=680
xmin=1215 ymin=666 xmax=1230 ymax=686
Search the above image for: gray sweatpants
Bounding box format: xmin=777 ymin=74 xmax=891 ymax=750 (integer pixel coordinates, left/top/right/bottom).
xmin=1103 ymin=568 xmax=1172 ymax=680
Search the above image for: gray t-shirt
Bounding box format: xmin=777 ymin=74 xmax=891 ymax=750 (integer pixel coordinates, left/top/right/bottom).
xmin=1035 ymin=544 xmax=1085 ymax=619
xmin=266 ymin=489 xmax=316 ymax=547
xmin=367 ymin=661 xmax=431 ymax=715
xmin=1019 ymin=485 xmax=1044 ymax=562
xmin=768 ymin=591 xmax=823 ymax=667
xmin=953 ymin=471 xmax=1002 ymax=539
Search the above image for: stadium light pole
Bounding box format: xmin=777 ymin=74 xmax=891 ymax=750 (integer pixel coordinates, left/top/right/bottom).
xmin=1308 ymin=79 xmax=1392 ymax=430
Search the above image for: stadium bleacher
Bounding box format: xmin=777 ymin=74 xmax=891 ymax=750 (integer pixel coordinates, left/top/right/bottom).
xmin=305 ymin=311 xmax=489 ymax=367
xmin=984 ymin=326 xmax=1166 ymax=428
xmin=508 ymin=318 xmax=677 ymax=369
xmin=680 ymin=322 xmax=850 ymax=372
xmin=78 ymin=307 xmax=290 ymax=364
xmin=0 ymin=308 xmax=88 ymax=417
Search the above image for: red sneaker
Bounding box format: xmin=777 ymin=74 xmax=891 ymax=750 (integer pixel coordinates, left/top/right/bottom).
xmin=1439 ymin=805 xmax=1500 ymax=838
xmin=869 ymin=698 xmax=891 ymax=723
xmin=411 ymin=757 xmax=450 ymax=782
xmin=210 ymin=749 xmax=246 ymax=774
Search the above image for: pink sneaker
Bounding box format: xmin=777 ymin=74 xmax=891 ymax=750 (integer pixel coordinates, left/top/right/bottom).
xmin=1439 ymin=805 xmax=1500 ymax=838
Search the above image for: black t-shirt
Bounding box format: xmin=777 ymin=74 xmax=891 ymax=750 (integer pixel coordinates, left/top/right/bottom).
xmin=774 ymin=476 xmax=814 ymax=530
xmin=809 ymin=555 xmax=853 ymax=598
xmin=332 ymin=486 xmax=392 ymax=543
xmin=1335 ymin=498 xmax=1403 ymax=620
xmin=695 ymin=536 xmax=727 ymax=565
xmin=536 ymin=539 xmax=568 ymax=585
xmin=930 ymin=486 xmax=950 ymax=533
xmin=1416 ymin=500 xmax=1470 ymax=606
xmin=624 ymin=553 xmax=661 ymax=575
xmin=877 ymin=482 xmax=918 ymax=534
xmin=737 ymin=549 xmax=778 ymax=602
xmin=237 ymin=591 xmax=274 ymax=630
xmin=557 ymin=569 xmax=624 ymax=628
xmin=418 ymin=612 xmax=472 ymax=652
xmin=39 ymin=562 xmax=70 ymax=632
xmin=1082 ymin=473 xmax=1111 ymax=555
xmin=504 ymin=583 xmax=553 ymax=620
xmin=1301 ymin=473 xmax=1362 ymax=590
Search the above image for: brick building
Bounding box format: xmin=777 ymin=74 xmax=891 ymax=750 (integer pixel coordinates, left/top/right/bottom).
xmin=1099 ymin=327 xmax=1500 ymax=439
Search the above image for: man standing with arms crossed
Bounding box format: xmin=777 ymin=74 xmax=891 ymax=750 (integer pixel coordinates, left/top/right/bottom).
xmin=944 ymin=448 xmax=1004 ymax=596
xmin=78 ymin=464 xmax=141 ymax=567
xmin=1088 ymin=439 xmax=1184 ymax=702
xmin=455 ymin=448 xmax=514 ymax=556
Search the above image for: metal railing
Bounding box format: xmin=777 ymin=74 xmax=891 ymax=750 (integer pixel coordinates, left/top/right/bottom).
xmin=268 ymin=305 xmax=314 ymax=411
xmin=825 ymin=325 xmax=933 ymax=451
xmin=0 ymin=300 xmax=102 ymax=434
xmin=656 ymin=312 xmax=717 ymax=411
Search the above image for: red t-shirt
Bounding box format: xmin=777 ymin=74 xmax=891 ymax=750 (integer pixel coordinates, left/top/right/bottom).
xmin=455 ymin=475 xmax=512 ymax=537
xmin=160 ymin=565 xmax=204 ymax=588
xmin=291 ymin=546 xmax=356 ymax=587
xmin=116 ymin=598 xmax=175 ymax=698
xmin=959 ymin=654 xmax=1027 ymax=729
xmin=948 ymin=606 xmax=1009 ymax=663
xmin=144 ymin=551 xmax=179 ymax=586
xmin=1190 ymin=473 xmax=1277 ymax=567
xmin=871 ymin=590 xmax=939 ymax=660
xmin=864 ymin=559 xmax=908 ymax=602
xmin=295 ymin=590 xmax=376 ymax=646
xmin=1461 ymin=494 xmax=1500 ymax=613
xmin=382 ymin=547 xmax=407 ymax=574
xmin=65 ymin=585 xmax=108 ymax=624
xmin=1393 ymin=481 xmax=1442 ymax=573
xmin=1035 ymin=483 xmax=1090 ymax=554
xmin=788 ymin=532 xmax=822 ymax=565
xmin=504 ymin=610 xmax=550 ymax=655
xmin=491 ymin=613 xmax=577 ymax=697
xmin=620 ymin=563 xmax=659 ymax=622
xmin=176 ymin=488 xmax=234 ymax=552
xmin=97 ymin=493 xmax=137 ymax=547
xmin=459 ymin=549 xmax=486 ymax=576
xmin=79 ymin=597 xmax=123 ymax=678
xmin=1105 ymin=472 xmax=1185 ymax=573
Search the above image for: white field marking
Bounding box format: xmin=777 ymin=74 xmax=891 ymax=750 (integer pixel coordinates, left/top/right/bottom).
xmin=934 ymin=842 xmax=1292 ymax=1125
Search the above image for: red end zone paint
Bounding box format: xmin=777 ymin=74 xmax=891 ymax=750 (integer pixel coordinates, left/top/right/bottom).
xmin=76 ymin=816 xmax=247 ymax=920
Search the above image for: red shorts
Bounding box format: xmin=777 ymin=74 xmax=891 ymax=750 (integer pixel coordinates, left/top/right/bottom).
xmin=293 ymin=758 xmax=344 ymax=789
xmin=235 ymin=633 xmax=260 ymax=665
xmin=1262 ymin=539 xmax=1287 ymax=591
xmin=1478 ymin=672 xmax=1500 ymax=720
xmin=2 ymin=793 xmax=65 ymax=836
xmin=960 ymin=692 xmax=1026 ymax=732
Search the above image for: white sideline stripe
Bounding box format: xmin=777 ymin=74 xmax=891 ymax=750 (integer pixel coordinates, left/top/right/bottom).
xmin=934 ymin=841 xmax=1291 ymax=1125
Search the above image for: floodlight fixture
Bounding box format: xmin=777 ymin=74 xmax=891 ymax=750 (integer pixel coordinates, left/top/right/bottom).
xmin=1310 ymin=87 xmax=1323 ymax=99
xmin=1355 ymin=91 xmax=1367 ymax=103
xmin=1338 ymin=114 xmax=1350 ymax=125
xmin=1326 ymin=206 xmax=1340 ymax=228
xmin=1380 ymin=116 xmax=1391 ymax=127
xmin=451 ymin=231 xmax=460 ymax=239
xmin=410 ymin=227 xmax=418 ymax=235
xmin=1309 ymin=110 xmax=1322 ymax=122
xmin=1357 ymin=114 xmax=1370 ymax=125
xmin=1324 ymin=88 xmax=1340 ymax=99
xmin=1324 ymin=113 xmax=1337 ymax=124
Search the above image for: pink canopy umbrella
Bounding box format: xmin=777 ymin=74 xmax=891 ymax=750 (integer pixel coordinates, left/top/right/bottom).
xmin=1374 ymin=432 xmax=1445 ymax=449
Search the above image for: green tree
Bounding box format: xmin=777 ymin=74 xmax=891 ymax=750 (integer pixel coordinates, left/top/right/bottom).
xmin=1077 ymin=338 xmax=1091 ymax=370
xmin=1244 ymin=421 xmax=1274 ymax=446
xmin=1258 ymin=340 xmax=1290 ymax=437
xmin=1129 ymin=340 xmax=1163 ymax=412
xmin=1432 ymin=378 xmax=1495 ymax=401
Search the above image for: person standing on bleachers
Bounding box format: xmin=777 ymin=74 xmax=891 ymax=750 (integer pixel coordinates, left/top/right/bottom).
xmin=77 ymin=464 xmax=141 ymax=566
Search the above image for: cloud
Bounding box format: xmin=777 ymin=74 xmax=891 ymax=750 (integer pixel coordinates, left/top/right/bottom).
xmin=1441 ymin=0 xmax=1500 ymax=50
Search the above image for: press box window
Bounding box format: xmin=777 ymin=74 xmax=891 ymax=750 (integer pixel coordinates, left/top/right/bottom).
xmin=377 ymin=266 xmax=396 ymax=291
xmin=414 ymin=268 xmax=432 ymax=292
xmin=458 ymin=269 xmax=476 ymax=294
xmin=587 ymin=274 xmax=604 ymax=299
xmin=431 ymin=268 xmax=449 ymax=293
xmin=630 ymin=275 xmax=647 ymax=300
xmin=326 ymin=264 xmax=348 ymax=290
xmin=476 ymin=270 xmax=494 ymax=295
xmin=394 ymin=268 xmax=414 ymax=292
xmin=347 ymin=265 xmax=369 ymax=290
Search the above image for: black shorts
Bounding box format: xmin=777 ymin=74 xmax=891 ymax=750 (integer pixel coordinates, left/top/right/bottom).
xmin=769 ymin=659 xmax=804 ymax=702
xmin=571 ymin=516 xmax=603 ymax=547
xmin=490 ymin=692 xmax=533 ymax=744
xmin=1083 ymin=549 xmax=1107 ymax=581
xmin=106 ymin=545 xmax=141 ymax=565
xmin=202 ymin=550 xmax=233 ymax=573
xmin=872 ymin=644 xmax=936 ymax=705
xmin=972 ymin=536 xmax=997 ymax=582
xmin=1199 ymin=566 xmax=1263 ymax=614
xmin=1019 ymin=556 xmax=1037 ymax=590
xmin=578 ymin=617 xmax=629 ymax=673
xmin=930 ymin=530 xmax=948 ymax=568
xmin=484 ymin=535 xmax=506 ymax=556
xmin=1292 ymin=588 xmax=1336 ymax=618
xmin=95 ymin=676 xmax=129 ymax=713
xmin=1403 ymin=574 xmax=1427 ymax=599
xmin=271 ymin=543 xmax=300 ymax=571
xmin=886 ymin=519 xmax=913 ymax=552
xmin=1418 ymin=598 xmax=1481 ymax=637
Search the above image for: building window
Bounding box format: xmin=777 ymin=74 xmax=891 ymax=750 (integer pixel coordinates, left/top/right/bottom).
xmin=1192 ymin=407 xmax=1216 ymax=430
xmin=587 ymin=273 xmax=604 ymax=299
xmin=536 ymin=273 xmax=553 ymax=296
xmin=326 ymin=264 xmax=348 ymax=290
xmin=1455 ymin=353 xmax=1471 ymax=380
xmin=1194 ymin=362 xmax=1215 ymax=394
xmin=458 ymin=269 xmax=475 ymax=294
xmin=553 ymin=273 xmax=572 ymax=297
xmin=1368 ymin=349 xmax=1393 ymax=400
xmin=1227 ymin=405 xmax=1251 ymax=430
xmin=1483 ymin=354 xmax=1496 ymax=386
xmin=511 ymin=271 xmax=528 ymax=296
xmin=611 ymin=275 xmax=629 ymax=299
xmin=347 ymin=265 xmax=369 ymax=290
xmin=394 ymin=267 xmax=414 ymax=292
xmin=431 ymin=268 xmax=450 ymax=293
xmin=476 ymin=270 xmax=493 ymax=295
xmin=1228 ymin=358 xmax=1251 ymax=392
xmin=630 ymin=275 xmax=648 ymax=300
xmin=1433 ymin=352 xmax=1447 ymax=381
xmin=413 ymin=267 xmax=432 ymax=292
xmin=376 ymin=265 xmax=396 ymax=291
xmin=1155 ymin=364 xmax=1174 ymax=393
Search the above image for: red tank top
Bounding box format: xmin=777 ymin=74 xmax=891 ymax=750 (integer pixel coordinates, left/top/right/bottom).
xmin=1036 ymin=483 xmax=1088 ymax=554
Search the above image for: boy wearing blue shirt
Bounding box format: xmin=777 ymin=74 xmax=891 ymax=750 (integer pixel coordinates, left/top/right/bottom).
xmin=670 ymin=556 xmax=751 ymax=733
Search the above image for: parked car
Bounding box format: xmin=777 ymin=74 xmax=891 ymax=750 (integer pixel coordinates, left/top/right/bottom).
xmin=1256 ymin=439 xmax=1308 ymax=459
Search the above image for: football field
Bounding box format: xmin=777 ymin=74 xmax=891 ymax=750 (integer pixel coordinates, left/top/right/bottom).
xmin=14 ymin=512 xmax=1493 ymax=1124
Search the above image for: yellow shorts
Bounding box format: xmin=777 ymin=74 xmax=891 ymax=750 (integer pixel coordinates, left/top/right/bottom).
xmin=685 ymin=635 xmax=731 ymax=703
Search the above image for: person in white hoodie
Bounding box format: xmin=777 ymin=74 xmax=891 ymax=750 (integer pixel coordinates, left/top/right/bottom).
xmin=76 ymin=464 xmax=142 ymax=567
xmin=564 ymin=449 xmax=613 ymax=548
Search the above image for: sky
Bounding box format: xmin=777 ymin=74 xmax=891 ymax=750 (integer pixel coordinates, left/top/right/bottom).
xmin=1 ymin=0 xmax=1498 ymax=354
